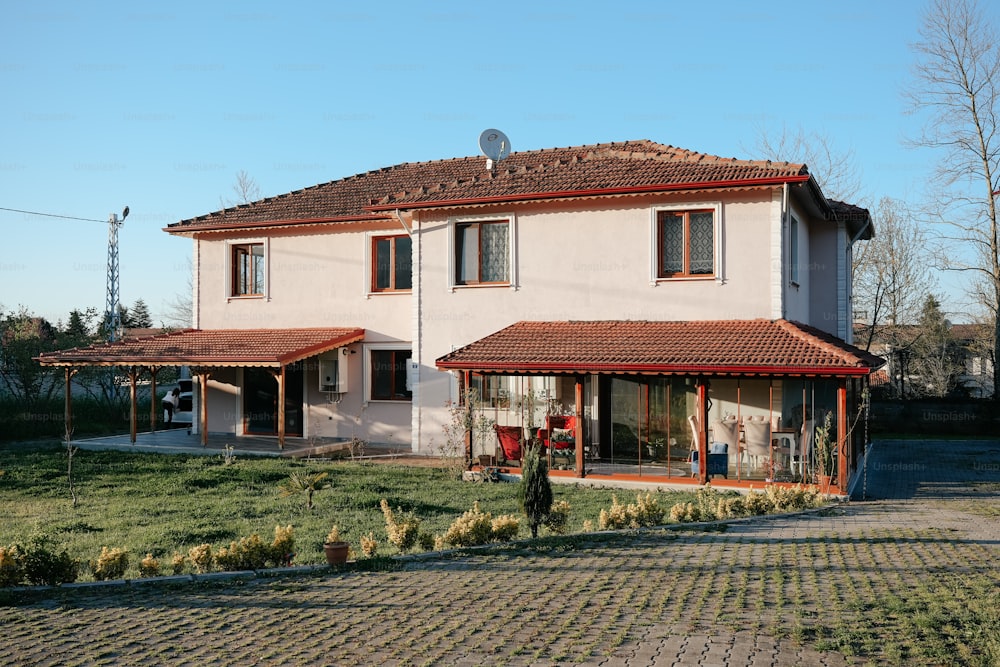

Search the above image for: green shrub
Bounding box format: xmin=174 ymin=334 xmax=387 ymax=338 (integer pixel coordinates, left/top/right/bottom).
xmin=544 ymin=500 xmax=572 ymax=535
xmin=212 ymin=525 xmax=295 ymax=571
xmin=90 ymin=546 xmax=129 ymax=581
xmin=417 ymin=531 xmax=435 ymax=552
xmin=518 ymin=445 xmax=552 ymax=538
xmin=20 ymin=536 xmax=79 ymax=586
xmin=214 ymin=534 xmax=269 ymax=571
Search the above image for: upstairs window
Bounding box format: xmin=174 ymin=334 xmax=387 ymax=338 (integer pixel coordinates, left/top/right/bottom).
xmin=231 ymin=242 xmax=265 ymax=296
xmin=657 ymin=209 xmax=714 ymax=278
xmin=455 ymin=220 xmax=509 ymax=285
xmin=372 ymin=234 xmax=412 ymax=292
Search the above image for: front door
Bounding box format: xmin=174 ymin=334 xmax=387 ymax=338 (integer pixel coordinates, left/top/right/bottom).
xmin=243 ymin=365 xmax=304 ymax=436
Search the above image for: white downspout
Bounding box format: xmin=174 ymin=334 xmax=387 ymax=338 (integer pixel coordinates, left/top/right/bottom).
xmin=780 ymin=183 xmax=789 ymax=321
xmin=393 ymin=209 xmax=420 ymax=453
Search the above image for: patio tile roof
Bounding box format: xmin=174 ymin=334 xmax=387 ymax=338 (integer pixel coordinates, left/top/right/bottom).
xmin=166 ymin=140 xmax=815 ymax=233
xmin=436 ymin=320 xmax=884 ymax=377
xmin=36 ymin=328 xmax=365 ymax=367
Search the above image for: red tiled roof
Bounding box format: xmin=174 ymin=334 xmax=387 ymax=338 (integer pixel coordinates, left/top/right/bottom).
xmin=166 ymin=140 xmax=813 ymax=234
xmin=36 ymin=328 xmax=365 ymax=367
xmin=436 ymin=320 xmax=884 ymax=377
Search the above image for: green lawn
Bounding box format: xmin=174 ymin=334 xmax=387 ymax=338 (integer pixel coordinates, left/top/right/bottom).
xmin=0 ymin=442 xmax=696 ymax=580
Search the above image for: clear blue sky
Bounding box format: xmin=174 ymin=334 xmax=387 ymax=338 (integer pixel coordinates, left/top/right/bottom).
xmin=0 ymin=1 xmax=985 ymax=326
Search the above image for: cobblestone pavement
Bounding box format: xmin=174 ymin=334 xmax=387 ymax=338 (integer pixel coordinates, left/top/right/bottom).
xmin=2 ymin=438 xmax=998 ymax=666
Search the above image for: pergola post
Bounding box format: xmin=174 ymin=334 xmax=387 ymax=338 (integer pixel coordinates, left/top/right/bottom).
xmin=63 ymin=367 xmax=77 ymax=441
xmin=198 ymin=371 xmax=211 ymax=447
xmin=276 ymin=366 xmax=286 ymax=450
xmin=837 ymin=382 xmax=848 ymax=494
xmin=697 ymin=378 xmax=709 ymax=485
xmin=574 ymin=375 xmax=585 ymax=478
xmin=128 ymin=366 xmax=139 ymax=444
xmin=149 ymin=367 xmax=159 ymax=433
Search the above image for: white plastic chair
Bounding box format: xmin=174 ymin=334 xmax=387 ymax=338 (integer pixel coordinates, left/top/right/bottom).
xmin=743 ymin=419 xmax=771 ymax=470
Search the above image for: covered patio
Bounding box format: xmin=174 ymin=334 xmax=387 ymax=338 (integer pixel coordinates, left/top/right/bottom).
xmin=36 ymin=327 xmax=365 ymax=450
xmin=437 ymin=319 xmax=884 ymax=494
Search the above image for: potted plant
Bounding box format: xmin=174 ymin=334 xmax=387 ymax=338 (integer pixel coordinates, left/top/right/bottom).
xmin=813 ymin=413 xmax=836 ymax=492
xmin=322 ymin=525 xmax=349 ymax=566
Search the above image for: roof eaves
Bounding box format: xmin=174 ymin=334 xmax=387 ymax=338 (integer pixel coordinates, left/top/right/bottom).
xmin=365 ymin=176 xmax=813 ymax=212
xmin=164 ymin=214 xmax=391 ymax=235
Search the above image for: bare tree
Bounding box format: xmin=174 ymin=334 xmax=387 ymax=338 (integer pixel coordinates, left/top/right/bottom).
xmin=161 ymin=258 xmax=193 ymax=328
xmin=907 ymin=0 xmax=1000 ymax=398
xmin=853 ymin=197 xmax=936 ymax=349
xmin=747 ymin=123 xmax=864 ymax=203
xmin=220 ymin=170 xmax=261 ymax=208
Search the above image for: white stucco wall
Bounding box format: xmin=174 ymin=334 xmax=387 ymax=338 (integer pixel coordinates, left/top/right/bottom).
xmin=185 ymin=187 xmax=854 ymax=451
xmin=413 ymin=192 xmax=787 ymax=452
xmin=193 ymin=225 xmax=414 ymax=444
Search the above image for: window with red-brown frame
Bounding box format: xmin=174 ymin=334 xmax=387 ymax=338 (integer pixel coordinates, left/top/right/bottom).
xmin=656 ymin=209 xmax=715 ymax=278
xmin=371 ymin=234 xmax=412 ymax=292
xmin=454 ymin=219 xmax=509 ymax=285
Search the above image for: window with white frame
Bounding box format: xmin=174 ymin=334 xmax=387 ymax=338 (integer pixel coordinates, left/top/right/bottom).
xmin=454 ymin=218 xmax=510 ymax=285
xmin=654 ymin=207 xmax=716 ymax=279
xmin=230 ymin=241 xmax=266 ymax=297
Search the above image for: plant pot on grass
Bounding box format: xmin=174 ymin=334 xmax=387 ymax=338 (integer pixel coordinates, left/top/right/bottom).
xmin=323 ymin=526 xmax=349 ymax=566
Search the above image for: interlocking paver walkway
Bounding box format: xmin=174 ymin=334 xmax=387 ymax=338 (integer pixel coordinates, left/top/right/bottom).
xmin=2 ymin=438 xmax=998 ymax=666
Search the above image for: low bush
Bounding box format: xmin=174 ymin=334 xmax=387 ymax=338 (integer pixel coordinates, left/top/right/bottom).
xmin=599 ymin=493 xmax=666 ymax=530
xmin=139 ymin=553 xmax=160 ymax=578
xmin=213 ymin=525 xmax=295 ymax=571
xmin=187 ymin=543 xmax=213 ymax=574
xmin=544 ymin=500 xmax=572 ymax=535
xmin=669 ymin=484 xmax=825 ymax=524
xmin=380 ymin=499 xmax=421 ymax=552
xmin=20 ymin=536 xmax=79 ymax=586
xmin=439 ymin=501 xmax=519 ymax=547
xmin=90 ymin=546 xmax=129 ymax=581
xmin=0 ymin=545 xmax=24 ymax=587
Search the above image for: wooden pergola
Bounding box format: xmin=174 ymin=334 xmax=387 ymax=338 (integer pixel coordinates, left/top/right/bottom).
xmin=36 ymin=327 xmax=365 ymax=449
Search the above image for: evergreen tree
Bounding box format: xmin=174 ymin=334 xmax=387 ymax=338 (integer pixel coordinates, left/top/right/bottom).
xmin=910 ymin=295 xmax=964 ymax=397
xmin=127 ymin=299 xmax=153 ymax=329
xmin=518 ymin=444 xmax=553 ymax=539
xmin=64 ymin=309 xmax=90 ymax=338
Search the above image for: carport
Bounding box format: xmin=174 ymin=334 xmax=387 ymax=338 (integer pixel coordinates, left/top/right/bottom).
xmin=36 ymin=327 xmax=365 ymax=449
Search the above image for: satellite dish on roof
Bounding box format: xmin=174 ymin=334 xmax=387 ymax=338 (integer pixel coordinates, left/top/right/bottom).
xmin=479 ymin=129 xmax=511 ymax=170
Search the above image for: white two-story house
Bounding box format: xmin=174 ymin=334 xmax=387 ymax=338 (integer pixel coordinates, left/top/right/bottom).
xmin=40 ymin=139 xmax=881 ymax=494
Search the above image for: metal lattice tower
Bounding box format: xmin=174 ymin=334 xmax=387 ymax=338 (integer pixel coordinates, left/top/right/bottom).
xmin=104 ymin=207 xmax=128 ymax=342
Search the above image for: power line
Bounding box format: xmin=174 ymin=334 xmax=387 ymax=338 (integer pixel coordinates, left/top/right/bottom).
xmin=0 ymin=206 xmax=104 ymax=223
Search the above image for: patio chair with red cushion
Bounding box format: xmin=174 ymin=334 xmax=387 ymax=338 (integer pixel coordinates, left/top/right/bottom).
xmin=494 ymin=424 xmax=524 ymax=465
xmin=539 ymin=415 xmax=576 ymax=452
